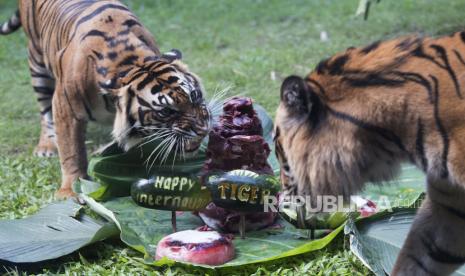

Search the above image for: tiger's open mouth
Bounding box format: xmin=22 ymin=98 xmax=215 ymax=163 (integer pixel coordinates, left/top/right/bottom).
xmin=184 ymin=138 xmax=203 ymax=153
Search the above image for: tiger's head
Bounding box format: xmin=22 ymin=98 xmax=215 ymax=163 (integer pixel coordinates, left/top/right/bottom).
xmin=110 ymin=50 xmax=210 ymax=155
xmin=274 ymin=75 xmax=401 ymax=200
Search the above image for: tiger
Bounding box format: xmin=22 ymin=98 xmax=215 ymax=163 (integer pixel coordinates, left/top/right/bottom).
xmin=0 ymin=0 xmax=210 ymax=199
xmin=274 ymin=33 xmax=465 ymax=275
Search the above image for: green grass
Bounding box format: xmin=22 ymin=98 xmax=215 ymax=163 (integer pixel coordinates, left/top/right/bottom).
xmin=1 ymin=0 xmax=465 ymax=274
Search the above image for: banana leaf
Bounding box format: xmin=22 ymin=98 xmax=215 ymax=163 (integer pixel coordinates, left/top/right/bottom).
xmin=80 ymin=161 xmax=425 ymax=270
xmin=0 ymin=200 xmax=119 ymax=263
xmin=345 ymin=165 xmax=431 ymax=275
xmin=81 ymin=195 xmax=344 ymax=269
xmin=346 ymin=208 xmax=465 ymax=276
xmin=361 ymin=165 xmax=426 ymax=208
xmin=77 ymin=104 xmax=279 ymax=201
xmin=74 ymin=161 xmax=426 ymax=269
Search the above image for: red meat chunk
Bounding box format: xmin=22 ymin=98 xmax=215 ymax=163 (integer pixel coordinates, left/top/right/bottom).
xmin=203 ymin=96 xmax=273 ymax=175
xmin=198 ymin=202 xmax=277 ymax=233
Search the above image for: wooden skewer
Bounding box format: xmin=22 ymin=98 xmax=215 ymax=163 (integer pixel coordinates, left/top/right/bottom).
xmin=239 ymin=214 xmax=246 ymax=239
xmin=296 ymin=204 xmax=307 ymax=229
xmin=297 ymin=204 xmax=316 ymax=240
xmin=171 ymin=211 xmax=177 ymax=233
xmin=308 ymin=215 xmax=315 ymax=240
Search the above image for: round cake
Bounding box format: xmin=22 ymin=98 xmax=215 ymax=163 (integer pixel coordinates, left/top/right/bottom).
xmin=155 ymin=230 xmax=235 ymax=265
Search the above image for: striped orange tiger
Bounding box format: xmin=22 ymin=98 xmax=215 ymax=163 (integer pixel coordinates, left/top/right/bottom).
xmin=275 ymin=34 xmax=465 ymax=275
xmin=0 ymin=0 xmax=210 ymax=199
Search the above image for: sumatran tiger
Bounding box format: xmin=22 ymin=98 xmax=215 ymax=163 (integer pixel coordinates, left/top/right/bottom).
xmin=0 ymin=0 xmax=210 ymax=199
xmin=274 ymin=33 xmax=465 ymax=275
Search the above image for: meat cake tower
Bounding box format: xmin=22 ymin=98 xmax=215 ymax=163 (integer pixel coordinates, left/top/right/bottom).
xmin=203 ymin=97 xmax=273 ymax=174
xmin=201 ymin=97 xmax=276 ymax=238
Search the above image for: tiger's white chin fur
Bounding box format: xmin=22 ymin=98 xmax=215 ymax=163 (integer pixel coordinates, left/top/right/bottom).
xmin=112 ymin=117 xmax=141 ymax=151
xmin=120 ymin=137 xmax=143 ymax=152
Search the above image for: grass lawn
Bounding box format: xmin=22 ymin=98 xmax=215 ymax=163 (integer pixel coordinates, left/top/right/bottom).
xmin=1 ymin=0 xmax=465 ymax=274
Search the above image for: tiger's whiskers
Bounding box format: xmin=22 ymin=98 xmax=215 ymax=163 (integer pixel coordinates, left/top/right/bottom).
xmin=144 ymin=132 xmax=174 ymax=170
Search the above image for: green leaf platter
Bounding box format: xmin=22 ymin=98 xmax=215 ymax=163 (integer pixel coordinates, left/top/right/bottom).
xmin=74 ymin=104 xmax=427 ymax=269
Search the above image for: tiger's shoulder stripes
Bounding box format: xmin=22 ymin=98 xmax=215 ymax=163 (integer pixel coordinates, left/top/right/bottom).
xmin=276 ymin=30 xmax=465 ymax=275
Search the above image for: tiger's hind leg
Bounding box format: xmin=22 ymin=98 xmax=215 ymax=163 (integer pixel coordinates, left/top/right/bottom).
xmin=28 ymin=43 xmax=57 ymax=157
xmin=392 ymin=178 xmax=465 ymax=275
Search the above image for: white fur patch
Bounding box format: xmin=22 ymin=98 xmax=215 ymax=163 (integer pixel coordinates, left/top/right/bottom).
xmin=11 ymin=14 xmax=19 ymax=25
xmin=2 ymin=24 xmax=9 ymax=33
xmin=177 ymin=74 xmax=196 ymax=101
xmin=122 ymin=136 xmax=142 ymax=151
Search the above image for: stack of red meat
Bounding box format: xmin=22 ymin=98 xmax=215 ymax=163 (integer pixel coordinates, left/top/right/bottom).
xmin=200 ymin=97 xmax=276 ymax=232
xmin=202 ymin=97 xmax=273 ymax=175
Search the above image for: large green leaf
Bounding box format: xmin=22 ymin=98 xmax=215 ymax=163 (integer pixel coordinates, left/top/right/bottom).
xmin=346 ymin=209 xmax=465 ymax=276
xmin=0 ymin=200 xmax=119 ymax=263
xmin=345 ymin=164 xmax=430 ymax=275
xmin=361 ymin=165 xmax=425 ymax=208
xmin=82 ymin=195 xmax=344 ymax=269
xmin=79 ymin=104 xmax=278 ymax=201
xmin=75 ymin=164 xmax=426 ymax=269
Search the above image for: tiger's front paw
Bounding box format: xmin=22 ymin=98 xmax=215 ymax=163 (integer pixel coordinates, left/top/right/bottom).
xmin=34 ymin=142 xmax=58 ymax=157
xmin=55 ymin=188 xmax=77 ymax=199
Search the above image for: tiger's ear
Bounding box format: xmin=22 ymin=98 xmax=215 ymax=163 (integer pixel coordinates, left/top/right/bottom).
xmin=161 ymin=49 xmax=182 ymax=62
xmin=280 ymin=75 xmax=312 ymax=113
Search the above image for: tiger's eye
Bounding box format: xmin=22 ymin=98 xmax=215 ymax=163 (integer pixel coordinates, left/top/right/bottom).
xmin=158 ymin=107 xmax=175 ymax=117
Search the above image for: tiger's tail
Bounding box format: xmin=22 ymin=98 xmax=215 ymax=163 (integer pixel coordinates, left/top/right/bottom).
xmin=0 ymin=10 xmax=21 ymax=35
